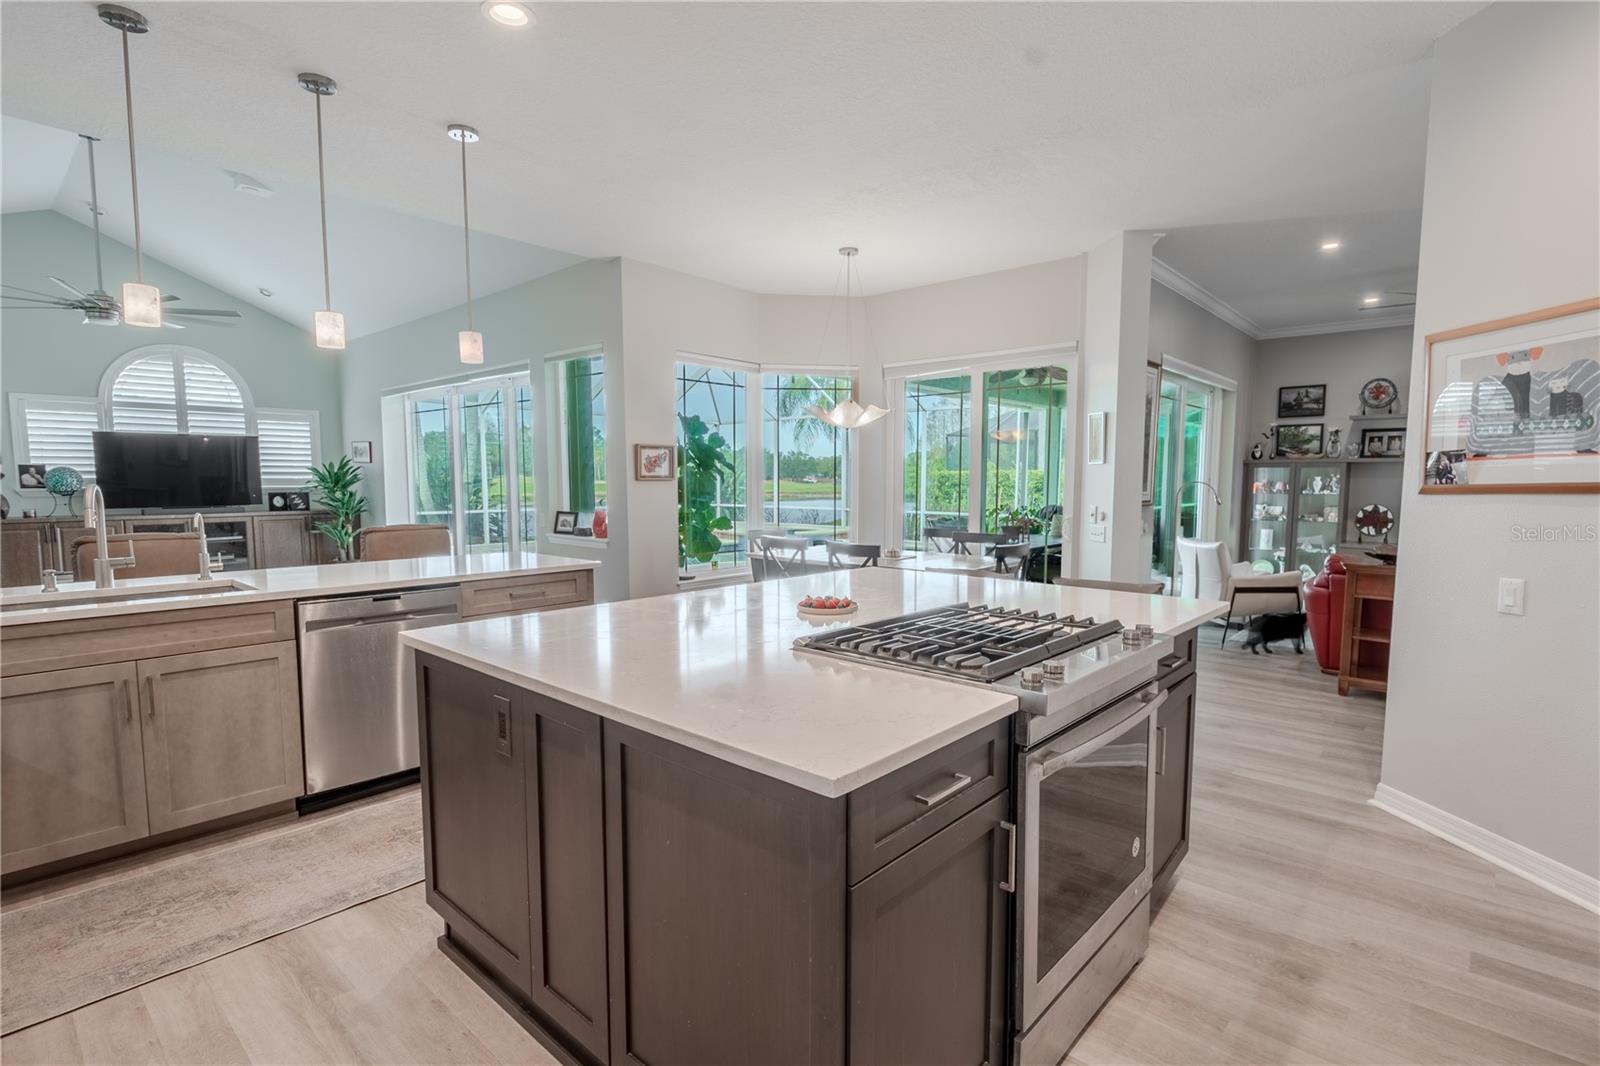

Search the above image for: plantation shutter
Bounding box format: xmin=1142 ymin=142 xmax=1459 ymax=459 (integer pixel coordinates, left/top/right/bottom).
xmin=16 ymin=396 xmax=100 ymax=481
xmin=257 ymin=410 xmax=320 ymax=487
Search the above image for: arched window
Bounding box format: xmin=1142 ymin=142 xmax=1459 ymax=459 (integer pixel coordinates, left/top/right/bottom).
xmin=100 ymin=346 xmax=255 ymax=435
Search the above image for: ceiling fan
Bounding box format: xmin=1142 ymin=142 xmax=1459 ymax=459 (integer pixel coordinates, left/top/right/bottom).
xmin=1002 ymin=366 xmax=1070 ymax=387
xmin=0 ymin=133 xmax=241 ymax=330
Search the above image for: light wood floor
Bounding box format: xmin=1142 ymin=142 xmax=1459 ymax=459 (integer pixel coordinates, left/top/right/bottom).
xmin=3 ymin=638 xmax=1597 ymax=1065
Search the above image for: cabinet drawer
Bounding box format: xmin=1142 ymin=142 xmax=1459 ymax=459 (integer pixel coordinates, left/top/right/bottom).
xmin=847 ymin=719 xmax=1011 ymax=884
xmin=1 ymin=601 xmax=295 ymax=677
xmin=460 ymin=571 xmax=592 ymax=619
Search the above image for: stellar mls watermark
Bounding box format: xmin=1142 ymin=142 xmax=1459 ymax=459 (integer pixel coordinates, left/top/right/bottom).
xmin=1510 ymin=523 xmax=1598 ymax=543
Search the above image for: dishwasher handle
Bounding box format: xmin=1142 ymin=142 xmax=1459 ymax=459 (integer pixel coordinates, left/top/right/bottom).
xmin=298 ymin=586 xmax=462 ymax=630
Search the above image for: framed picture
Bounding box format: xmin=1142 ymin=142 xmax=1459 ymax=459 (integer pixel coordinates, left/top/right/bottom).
xmin=634 ymin=443 xmax=675 ymax=480
xmin=1273 ymin=423 xmax=1324 ymax=459
xmin=1423 ymin=297 xmax=1599 ymax=494
xmin=349 ymin=440 xmax=373 ymax=464
xmin=15 ymin=463 xmax=46 ymax=490
xmin=1140 ymin=365 xmax=1159 ymax=502
xmin=553 ymin=510 xmax=579 ymax=534
xmin=1278 ymin=384 xmax=1327 ymax=418
xmin=1360 ymin=427 xmax=1406 ymax=457
xmin=1086 ymin=411 xmax=1107 ymax=465
xmin=287 ymin=491 xmax=310 ymax=511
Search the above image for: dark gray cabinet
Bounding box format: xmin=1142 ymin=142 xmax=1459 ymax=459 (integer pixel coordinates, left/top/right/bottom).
xmin=849 ymin=792 xmax=1011 ymax=1066
xmin=1152 ymin=669 xmax=1197 ymax=888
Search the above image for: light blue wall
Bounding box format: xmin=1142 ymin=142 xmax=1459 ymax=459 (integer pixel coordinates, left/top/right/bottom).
xmin=1 ymin=209 xmax=344 ymax=502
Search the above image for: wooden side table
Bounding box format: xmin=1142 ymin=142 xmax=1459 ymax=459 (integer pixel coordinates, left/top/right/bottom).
xmin=1338 ymin=562 xmax=1396 ymax=696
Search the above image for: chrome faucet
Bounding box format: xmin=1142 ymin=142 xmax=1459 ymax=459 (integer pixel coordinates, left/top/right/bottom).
xmin=83 ymin=483 xmax=136 ymax=589
xmin=192 ymin=513 xmax=223 ymax=580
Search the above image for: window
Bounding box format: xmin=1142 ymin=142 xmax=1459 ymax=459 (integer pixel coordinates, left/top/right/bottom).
xmin=980 ymin=366 xmax=1069 ymax=532
xmin=551 ymin=353 xmax=607 ymax=537
xmin=407 ymin=391 xmax=454 ymax=529
xmin=901 ymin=375 xmax=972 ymax=549
xmin=104 ymin=346 xmax=253 ymax=435
xmin=1150 ymin=371 xmax=1218 ymax=584
xmin=677 ymin=362 xmax=747 ymax=574
xmin=256 ymin=409 xmax=322 ymax=488
xmin=763 ymin=374 xmax=851 ymax=541
xmin=9 ymin=394 xmax=101 ymax=482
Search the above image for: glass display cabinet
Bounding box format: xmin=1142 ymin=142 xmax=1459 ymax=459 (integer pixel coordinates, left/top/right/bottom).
xmin=1291 ymin=463 xmax=1344 ymax=575
xmin=1242 ymin=463 xmax=1293 ymax=573
xmin=1241 ymin=461 xmax=1349 ymax=576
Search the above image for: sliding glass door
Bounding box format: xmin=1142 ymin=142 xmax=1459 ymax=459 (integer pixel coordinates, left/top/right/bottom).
xmin=402 ymin=373 xmax=531 ymax=555
xmin=902 ymin=375 xmax=972 ymax=550
xmin=980 ymin=367 xmax=1070 ymax=532
xmin=1149 ymin=372 xmax=1216 ymax=585
xmin=407 ymin=392 xmax=453 ymax=530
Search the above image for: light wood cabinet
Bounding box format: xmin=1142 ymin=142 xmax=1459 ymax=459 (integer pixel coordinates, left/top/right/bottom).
xmin=138 ymin=641 xmax=304 ymax=833
xmin=460 ymin=570 xmax=594 ymax=619
xmin=0 ymin=662 xmax=150 ymax=874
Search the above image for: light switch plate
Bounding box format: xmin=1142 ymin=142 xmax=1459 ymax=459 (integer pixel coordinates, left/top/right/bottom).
xmin=1497 ymin=577 xmax=1526 ymax=616
xmin=1089 ymin=524 xmax=1107 ymax=543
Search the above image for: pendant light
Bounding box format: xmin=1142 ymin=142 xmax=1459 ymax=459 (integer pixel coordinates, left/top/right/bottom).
xmin=449 ymin=124 xmax=483 ymax=365
xmin=806 ymin=246 xmax=888 ymax=429
xmin=299 ymin=73 xmax=346 ymax=350
xmin=98 ymin=4 xmax=159 ymax=327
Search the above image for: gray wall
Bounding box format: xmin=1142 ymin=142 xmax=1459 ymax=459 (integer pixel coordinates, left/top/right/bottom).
xmin=1251 ymin=327 xmax=1412 ymax=453
xmin=0 ymin=210 xmax=343 ymax=498
xmin=1382 ymin=1 xmax=1600 ymax=882
xmin=339 ymin=257 xmax=627 ymax=601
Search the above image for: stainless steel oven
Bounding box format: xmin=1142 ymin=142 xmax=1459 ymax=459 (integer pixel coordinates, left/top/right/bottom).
xmin=1016 ymin=680 xmax=1166 ymax=1050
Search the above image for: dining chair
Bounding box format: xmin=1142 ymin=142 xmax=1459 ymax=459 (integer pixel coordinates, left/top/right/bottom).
xmin=1175 ymin=537 xmax=1303 ymax=644
xmin=72 ymin=532 xmax=201 ymax=581
xmin=753 ymin=534 xmax=812 ymax=580
xmin=357 ymin=524 xmax=452 ymax=561
xmin=951 ymin=531 xmax=1008 ymax=555
xmin=826 ymin=541 xmax=881 ymax=569
xmin=1053 ymin=576 xmax=1166 ymax=594
xmin=991 ymin=542 xmax=1033 ymax=580
xmin=923 ymin=525 xmax=963 ymax=552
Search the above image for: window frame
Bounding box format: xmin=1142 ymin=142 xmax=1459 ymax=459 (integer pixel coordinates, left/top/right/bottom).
xmin=676 ymin=358 xmax=753 ymax=577
xmin=255 ymin=407 xmax=324 ymax=490
xmin=8 ymin=392 xmax=103 ymax=487
xmin=544 ymin=347 xmax=607 ymax=540
xmin=98 ymin=345 xmax=257 ymax=436
xmin=759 ymin=371 xmax=855 ymax=545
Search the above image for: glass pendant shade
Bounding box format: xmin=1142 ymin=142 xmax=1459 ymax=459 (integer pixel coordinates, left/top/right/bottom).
xmin=459 ymin=330 xmax=484 ymax=365
xmin=805 ymin=398 xmax=888 ymax=430
xmin=121 ymin=281 xmax=162 ymax=327
xmin=314 ymin=310 xmax=347 ymax=350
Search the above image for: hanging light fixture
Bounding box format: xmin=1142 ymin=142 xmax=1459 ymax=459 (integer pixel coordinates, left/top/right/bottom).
xmin=805 ymin=246 xmax=888 ymax=429
xmin=449 ymin=124 xmax=484 ymax=365
xmin=299 ymin=72 xmax=346 ymax=350
xmin=99 ymin=4 xmax=160 ymax=327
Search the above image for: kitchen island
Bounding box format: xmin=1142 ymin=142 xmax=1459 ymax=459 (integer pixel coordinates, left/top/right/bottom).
xmin=403 ymin=569 xmax=1226 ymax=1066
xmin=0 ymin=551 xmax=598 ymax=881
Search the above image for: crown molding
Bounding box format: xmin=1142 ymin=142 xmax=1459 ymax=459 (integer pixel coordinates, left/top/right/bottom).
xmin=1150 ymin=257 xmax=1263 ymax=339
xmin=1255 ymin=312 xmax=1416 ymax=341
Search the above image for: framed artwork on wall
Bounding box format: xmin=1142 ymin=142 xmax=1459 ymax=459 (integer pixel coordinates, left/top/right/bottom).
xmin=1278 ymin=384 xmax=1327 ymax=418
xmin=349 ymin=440 xmax=373 ymax=464
xmin=1140 ymin=365 xmax=1159 ymax=502
xmin=634 ymin=443 xmax=676 ymax=480
xmin=1273 ymin=423 xmax=1324 ymax=459
xmin=1360 ymin=427 xmax=1406 ymax=457
xmin=1422 ymin=297 xmax=1600 ymax=494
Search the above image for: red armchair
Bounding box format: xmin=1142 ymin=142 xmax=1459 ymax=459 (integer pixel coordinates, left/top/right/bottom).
xmin=1307 ymin=554 xmax=1393 ymax=673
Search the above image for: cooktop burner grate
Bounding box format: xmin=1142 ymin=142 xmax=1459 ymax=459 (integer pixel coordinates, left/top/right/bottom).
xmin=795 ymin=603 xmax=1124 ymax=682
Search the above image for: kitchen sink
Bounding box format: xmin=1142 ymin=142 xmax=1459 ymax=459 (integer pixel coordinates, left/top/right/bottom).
xmin=0 ymin=578 xmax=259 ymax=614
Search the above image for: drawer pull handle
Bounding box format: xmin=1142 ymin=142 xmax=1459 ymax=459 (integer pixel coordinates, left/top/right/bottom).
xmin=914 ymin=772 xmax=973 ymax=807
xmin=1000 ymin=820 xmax=1017 ymax=893
xmin=1155 ymin=725 xmax=1168 ymax=776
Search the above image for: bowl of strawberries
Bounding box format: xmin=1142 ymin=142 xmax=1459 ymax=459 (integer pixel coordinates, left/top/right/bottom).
xmin=797 ymin=593 xmax=858 ymax=618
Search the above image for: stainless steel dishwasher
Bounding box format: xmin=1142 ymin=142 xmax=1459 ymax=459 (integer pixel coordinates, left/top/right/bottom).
xmin=297 ymin=586 xmax=461 ymax=796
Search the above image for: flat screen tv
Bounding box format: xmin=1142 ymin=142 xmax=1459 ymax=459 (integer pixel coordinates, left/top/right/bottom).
xmin=92 ymin=431 xmax=262 ymax=509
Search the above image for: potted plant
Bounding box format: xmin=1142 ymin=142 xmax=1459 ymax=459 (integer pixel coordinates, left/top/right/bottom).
xmin=988 ymin=505 xmax=1044 ymax=535
xmin=678 ymin=414 xmax=735 ymax=569
xmin=308 ymin=456 xmax=368 ymax=562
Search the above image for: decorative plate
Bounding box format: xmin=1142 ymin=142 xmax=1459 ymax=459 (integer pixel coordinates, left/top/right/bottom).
xmin=1354 ymin=504 xmax=1395 ymax=537
xmin=1360 ymin=377 xmax=1399 ymax=413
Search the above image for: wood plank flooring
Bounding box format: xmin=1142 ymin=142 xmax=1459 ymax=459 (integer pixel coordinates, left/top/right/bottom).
xmin=3 ymin=636 xmax=1596 ymax=1065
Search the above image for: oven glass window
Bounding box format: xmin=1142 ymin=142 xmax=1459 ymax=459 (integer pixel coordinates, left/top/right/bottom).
xmin=1035 ymin=715 xmax=1150 ymax=981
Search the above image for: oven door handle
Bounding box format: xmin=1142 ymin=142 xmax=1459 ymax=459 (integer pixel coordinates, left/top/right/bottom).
xmin=1037 ymin=685 xmax=1166 ymax=778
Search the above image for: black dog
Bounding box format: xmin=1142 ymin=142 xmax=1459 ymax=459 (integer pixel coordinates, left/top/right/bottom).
xmin=1242 ymin=612 xmax=1306 ymax=655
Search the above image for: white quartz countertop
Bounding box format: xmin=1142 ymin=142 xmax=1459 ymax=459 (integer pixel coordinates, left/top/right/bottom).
xmin=402 ymin=568 xmax=1228 ymax=797
xmin=0 ymin=552 xmax=598 ymax=626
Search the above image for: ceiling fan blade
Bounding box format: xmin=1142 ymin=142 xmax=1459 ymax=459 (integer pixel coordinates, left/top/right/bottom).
xmin=165 ymin=308 xmax=242 ymax=318
xmin=160 ymin=319 xmax=187 ymax=329
xmin=3 ymin=282 xmax=72 ymax=301
xmin=48 ymin=276 xmax=90 ymax=300
xmin=0 ymin=303 xmax=79 ymax=310
xmin=1 ymin=294 xmax=75 ymax=307
xmin=161 ymin=293 xmax=181 ymax=302
xmin=1360 ymin=302 xmax=1416 ymax=312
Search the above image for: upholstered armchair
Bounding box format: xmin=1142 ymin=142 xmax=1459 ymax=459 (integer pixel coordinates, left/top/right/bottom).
xmin=1175 ymin=538 xmax=1304 ymax=645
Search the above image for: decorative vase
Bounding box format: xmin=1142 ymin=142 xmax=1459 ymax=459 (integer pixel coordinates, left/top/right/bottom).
xmin=1326 ymin=429 xmax=1342 ymax=458
xmin=1250 ymin=442 xmax=1264 ymax=461
xmin=42 ymin=466 xmax=84 ymax=517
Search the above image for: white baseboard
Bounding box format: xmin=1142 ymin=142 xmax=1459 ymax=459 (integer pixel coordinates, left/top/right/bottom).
xmin=1370 ymin=784 xmax=1599 ymax=914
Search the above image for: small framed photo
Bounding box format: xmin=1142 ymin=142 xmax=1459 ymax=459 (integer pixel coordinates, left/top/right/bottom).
xmin=16 ymin=463 xmax=46 ymax=489
xmin=1086 ymin=411 xmax=1107 ymax=465
xmin=349 ymin=441 xmax=373 ymax=464
xmin=1361 ymin=427 xmax=1406 ymax=458
xmin=634 ymin=443 xmax=676 ymax=480
xmin=1278 ymin=384 xmax=1326 ymax=418
xmin=287 ymin=491 xmax=311 ymax=511
xmin=1273 ymin=423 xmax=1324 ymax=459
xmin=553 ymin=510 xmax=579 ymax=535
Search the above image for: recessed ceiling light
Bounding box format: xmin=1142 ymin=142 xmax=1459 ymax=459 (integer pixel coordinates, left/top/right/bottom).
xmin=1319 ymin=239 xmax=1342 ymax=252
xmin=1362 ymin=294 xmax=1382 ymax=305
xmin=481 ymin=2 xmax=533 ymax=27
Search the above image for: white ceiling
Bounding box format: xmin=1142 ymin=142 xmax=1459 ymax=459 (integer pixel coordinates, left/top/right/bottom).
xmin=1 ymin=115 xmax=584 ymax=338
xmin=1 ymin=2 xmax=1478 ymax=322
xmin=1155 ymin=210 xmax=1422 ymax=338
